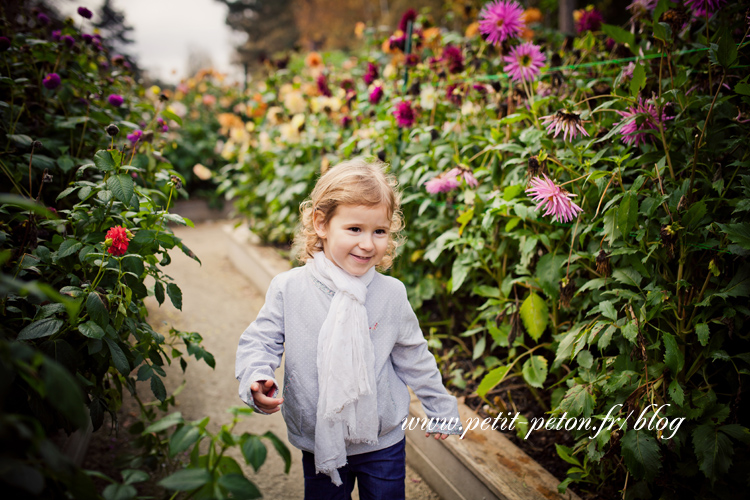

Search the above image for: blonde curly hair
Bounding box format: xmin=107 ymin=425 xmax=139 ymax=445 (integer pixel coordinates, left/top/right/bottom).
xmin=292 ymin=157 xmax=404 ymax=270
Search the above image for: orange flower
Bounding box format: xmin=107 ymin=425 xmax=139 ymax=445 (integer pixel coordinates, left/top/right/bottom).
xmin=522 ymin=8 xmax=543 ymax=24
xmin=217 ymin=113 xmax=244 ymax=135
xmin=354 ymin=22 xmax=365 ymax=38
xmin=465 ymin=22 xmax=480 ymax=38
xmin=305 ymin=51 xmax=323 ymax=69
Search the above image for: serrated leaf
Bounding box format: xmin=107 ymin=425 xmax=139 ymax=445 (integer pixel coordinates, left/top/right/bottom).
xmin=167 ymin=283 xmax=182 ymax=310
xmin=630 ymin=63 xmax=646 ymax=97
xmin=559 ymin=384 xmax=595 ymax=417
xmin=78 ymin=320 xmax=105 ymax=339
xmin=18 ymin=318 xmax=63 ymax=340
xmin=618 ymin=191 xmax=638 ymax=239
xmin=105 ymin=338 xmax=130 ymax=375
xmin=93 ymin=150 xmax=116 ymax=172
xmin=622 ymin=321 xmax=638 ymax=343
xmin=56 ymin=239 xmax=82 ymax=260
xmin=519 ymin=292 xmax=548 ymax=341
xmin=241 ymin=435 xmax=267 ymax=472
xmin=682 ymin=200 xmax=707 ymax=229
xmin=696 ymin=323 xmax=710 ymax=346
xmin=577 ymin=350 xmax=594 ymax=370
xmin=717 ymin=223 xmax=750 ymax=250
xmin=613 ymin=268 xmax=642 ymax=288
xmin=663 ymin=333 xmax=684 ymax=374
xmin=121 ymin=469 xmax=149 ymax=485
xmin=693 ymin=424 xmax=736 ymax=484
xmin=144 ymin=412 xmax=184 ymax=434
xmin=669 ymin=379 xmax=684 ymax=406
xmin=102 ymin=483 xmax=137 ymax=500
xmin=602 ymin=24 xmax=634 ymax=51
xmin=521 ymin=355 xmax=548 ymax=388
xmin=157 ymin=468 xmax=210 ymax=491
xmin=107 ymin=174 xmax=134 ymax=205
xmin=715 ymin=27 xmax=738 ymax=70
xmin=56 ymin=186 xmax=78 ymax=201
xmin=477 ymin=365 xmax=510 ymax=399
xmin=169 ymin=425 xmax=201 ymax=457
xmin=599 ymin=300 xmax=617 ymax=321
xmin=451 ymin=256 xmax=471 ymax=293
xmin=622 ymin=430 xmax=662 ymax=481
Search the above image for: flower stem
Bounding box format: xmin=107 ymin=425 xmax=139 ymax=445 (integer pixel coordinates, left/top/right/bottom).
xmin=688 ymin=72 xmax=725 ymax=201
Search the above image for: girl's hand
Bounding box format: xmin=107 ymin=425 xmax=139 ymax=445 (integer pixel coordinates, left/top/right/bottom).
xmin=251 ymin=379 xmax=284 ymax=414
xmin=425 ymin=432 xmax=450 ymax=440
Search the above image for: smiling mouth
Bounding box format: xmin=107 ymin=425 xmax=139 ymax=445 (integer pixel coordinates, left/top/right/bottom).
xmin=350 ymin=254 xmax=373 ymax=262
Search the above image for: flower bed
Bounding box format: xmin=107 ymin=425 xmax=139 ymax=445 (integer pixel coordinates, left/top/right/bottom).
xmin=213 ymin=2 xmax=750 ymax=498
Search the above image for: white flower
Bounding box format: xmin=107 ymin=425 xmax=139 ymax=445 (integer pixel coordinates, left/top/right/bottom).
xmin=167 ymin=102 xmax=187 ymax=117
xmin=383 ymin=63 xmax=397 ymax=79
xmin=291 ymin=113 xmax=306 ymax=130
xmin=278 ymin=83 xmax=294 ymax=100
xmin=461 ymin=100 xmax=478 ymax=116
xmin=284 ymin=90 xmax=307 ymax=114
xmin=259 ymin=131 xmax=272 ymax=151
xmin=420 ymin=85 xmax=437 ymax=110
xmin=266 ymin=106 xmax=283 ymax=125
xmin=279 ymin=123 xmax=300 ymax=143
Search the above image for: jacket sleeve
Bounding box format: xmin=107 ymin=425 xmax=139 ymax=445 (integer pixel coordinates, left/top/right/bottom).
xmin=390 ymin=282 xmax=463 ymax=435
xmin=235 ymin=275 xmax=285 ymax=415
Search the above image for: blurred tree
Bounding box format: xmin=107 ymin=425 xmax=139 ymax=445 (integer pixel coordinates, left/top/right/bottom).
xmin=187 ymin=46 xmax=215 ymax=76
xmin=93 ymin=0 xmax=135 ymax=51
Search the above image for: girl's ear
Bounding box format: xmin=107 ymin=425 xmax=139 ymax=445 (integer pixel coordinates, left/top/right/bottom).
xmin=312 ymin=209 xmax=327 ymax=238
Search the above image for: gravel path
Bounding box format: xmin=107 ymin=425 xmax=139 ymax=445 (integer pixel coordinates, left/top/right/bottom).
xmin=144 ymin=221 xmax=439 ymax=499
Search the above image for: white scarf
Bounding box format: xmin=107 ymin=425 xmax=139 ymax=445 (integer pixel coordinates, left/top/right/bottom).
xmin=306 ymin=251 xmax=379 ymax=485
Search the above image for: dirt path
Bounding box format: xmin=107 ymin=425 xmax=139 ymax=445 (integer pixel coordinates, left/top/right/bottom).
xmin=141 ymin=221 xmax=438 ymax=499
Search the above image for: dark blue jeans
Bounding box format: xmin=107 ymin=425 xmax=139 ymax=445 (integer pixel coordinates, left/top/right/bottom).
xmin=301 ymin=438 xmax=406 ymax=500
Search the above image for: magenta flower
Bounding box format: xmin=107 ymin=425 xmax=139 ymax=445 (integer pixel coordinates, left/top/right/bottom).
xmin=317 ymin=74 xmax=332 ymax=97
xmin=399 ymin=8 xmax=418 ymax=31
xmin=503 ymin=42 xmax=546 ymax=83
xmin=108 ymin=94 xmax=124 ymax=107
xmin=363 ymin=62 xmax=378 ymax=85
xmin=341 ymin=115 xmax=352 ymax=128
xmin=82 ymin=33 xmax=93 ymax=43
xmin=43 ymin=73 xmax=61 ymax=90
xmin=478 ymin=0 xmax=526 ymax=46
xmin=576 ymin=8 xmax=604 ymax=33
xmin=684 ymin=0 xmax=726 ymax=16
xmin=389 ymin=33 xmax=406 ymax=52
xmin=51 ymin=30 xmax=61 ymax=41
xmin=525 ymin=174 xmax=583 ymax=223
xmin=541 ymin=110 xmax=589 ymax=142
xmin=627 ymin=0 xmax=658 ymax=16
xmin=126 ymin=130 xmax=142 ymax=145
xmin=446 ymin=83 xmax=466 ymax=106
xmin=616 ymin=98 xmax=672 ymax=148
xmin=425 ymin=171 xmax=460 ymax=194
xmin=61 ymin=35 xmax=75 ymax=47
xmin=393 ymin=100 xmax=416 ymax=128
xmin=157 ymin=117 xmax=169 ymax=132
xmin=37 ymin=13 xmax=51 ymax=26
xmin=369 ymin=86 xmax=384 ymax=104
xmin=442 ymin=45 xmax=464 ymax=74
xmin=77 ymin=7 xmax=93 ymax=19
xmin=451 ymin=167 xmax=479 ymax=188
xmin=405 ymin=53 xmax=419 ymax=67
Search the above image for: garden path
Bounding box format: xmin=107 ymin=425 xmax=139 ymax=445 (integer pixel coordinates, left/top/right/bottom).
xmin=144 ymin=220 xmax=438 ymax=499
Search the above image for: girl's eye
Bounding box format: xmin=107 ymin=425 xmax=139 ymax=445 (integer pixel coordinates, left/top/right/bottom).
xmin=375 ymin=229 xmax=387 ymax=235
xmin=349 ymin=227 xmax=361 ymax=232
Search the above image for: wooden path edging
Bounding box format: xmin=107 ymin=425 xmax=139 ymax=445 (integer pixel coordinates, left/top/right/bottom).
xmin=222 ymin=220 xmax=581 ymax=500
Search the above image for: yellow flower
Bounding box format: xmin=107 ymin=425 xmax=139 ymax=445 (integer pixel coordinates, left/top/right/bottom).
xmin=150 ymin=85 xmax=161 ymax=95
xmin=245 ymin=121 xmax=255 ymax=132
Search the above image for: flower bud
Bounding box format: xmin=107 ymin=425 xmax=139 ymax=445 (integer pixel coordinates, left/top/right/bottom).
xmin=106 ymin=124 xmax=119 ymax=137
xmin=104 ymin=238 xmax=113 ymax=248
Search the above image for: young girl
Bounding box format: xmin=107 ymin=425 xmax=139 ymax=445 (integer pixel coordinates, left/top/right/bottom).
xmin=235 ymin=158 xmax=462 ymax=499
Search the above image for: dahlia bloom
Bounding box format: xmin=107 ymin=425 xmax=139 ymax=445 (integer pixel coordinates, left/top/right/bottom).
xmin=399 ymin=8 xmax=418 ymax=31
xmin=82 ymin=33 xmax=93 ymax=44
xmin=420 ymin=85 xmax=436 ymax=110
xmin=442 ymin=45 xmax=464 ymax=74
xmin=425 ymin=167 xmax=478 ymax=194
xmin=127 ymin=129 xmax=142 ymax=145
xmin=503 ymin=42 xmax=546 ymax=83
xmin=616 ymin=98 xmax=672 ymax=148
xmin=104 ymin=226 xmax=131 ymax=256
xmin=393 ymin=100 xmax=416 ymax=128
xmin=627 ymin=0 xmax=658 ymax=17
xmin=525 ymin=174 xmax=583 ymax=223
xmin=541 ymin=110 xmax=589 ymax=142
xmin=684 ymin=0 xmax=726 ymax=16
xmin=62 ymin=35 xmax=76 ymax=47
xmin=107 ymin=94 xmax=124 ymax=107
xmin=446 ymin=83 xmax=466 ymax=106
xmin=317 ymin=74 xmax=332 ymax=97
xmin=37 ymin=13 xmax=51 ymax=26
xmin=575 ymin=7 xmax=604 ymax=33
xmin=478 ymin=0 xmax=526 ymax=46
xmin=51 ymin=30 xmax=61 ymax=41
xmin=77 ymin=7 xmax=93 ymax=19
xmin=363 ymin=62 xmax=378 ymax=85
xmin=369 ymin=86 xmax=384 ymax=104
xmin=43 ymin=73 xmax=61 ymax=90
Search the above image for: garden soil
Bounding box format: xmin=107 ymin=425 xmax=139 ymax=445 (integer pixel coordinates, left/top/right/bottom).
xmin=84 ymin=221 xmax=438 ymax=500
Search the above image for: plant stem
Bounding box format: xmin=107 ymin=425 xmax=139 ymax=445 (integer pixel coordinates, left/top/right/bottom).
xmin=688 ymin=73 xmax=725 ymax=201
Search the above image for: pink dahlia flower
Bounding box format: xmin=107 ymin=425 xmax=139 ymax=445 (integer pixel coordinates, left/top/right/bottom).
xmin=425 ymin=167 xmax=478 ymax=194
xmin=541 ymin=110 xmax=589 ymax=142
xmin=478 ymin=0 xmax=526 ymax=46
xmin=399 ymin=8 xmax=418 ymax=31
xmin=393 ymin=100 xmax=416 ymax=128
xmin=684 ymin=0 xmax=726 ymax=17
xmin=317 ymin=74 xmax=332 ymax=97
xmin=616 ymin=98 xmax=672 ymax=148
xmin=363 ymin=62 xmax=378 ymax=85
xmin=525 ymin=174 xmax=583 ymax=223
xmin=442 ymin=45 xmax=464 ymax=74
xmin=369 ymin=86 xmax=384 ymax=104
xmin=503 ymin=42 xmax=546 ymax=83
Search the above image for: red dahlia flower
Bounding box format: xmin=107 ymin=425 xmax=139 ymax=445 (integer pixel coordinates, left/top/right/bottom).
xmin=104 ymin=226 xmax=131 ymax=256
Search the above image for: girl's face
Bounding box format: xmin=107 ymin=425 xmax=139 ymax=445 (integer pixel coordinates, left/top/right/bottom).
xmin=313 ymin=204 xmax=391 ymax=276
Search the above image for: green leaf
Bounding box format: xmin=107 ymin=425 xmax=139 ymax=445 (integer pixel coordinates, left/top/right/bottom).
xmin=121 ymin=469 xmax=149 ymax=485
xmin=162 ymin=108 xmax=183 ymax=127
xmin=102 ymin=483 xmax=137 ymax=500
xmin=451 ymin=256 xmax=471 ymax=293
xmin=154 ymin=281 xmax=165 ymax=305
xmin=696 ymin=323 xmax=710 ymax=346
xmin=7 ymin=134 xmax=33 ymax=147
xmin=602 ymin=24 xmax=634 ymax=52
xmin=559 ymin=384 xmax=595 ymax=417
xmin=56 ymin=186 xmax=78 ymax=201
xmin=613 ymin=268 xmax=642 ymax=289
xmin=151 ymin=374 xmax=166 ymax=402
xmin=669 ymin=379 xmax=684 ymax=406
xmin=519 ymin=292 xmax=548 ymax=341
xmin=630 ymin=63 xmax=646 ymax=97
xmin=617 ymin=191 xmax=638 ymax=239
xmin=0 ymin=194 xmax=57 ymax=218
xmin=86 ymin=292 xmax=109 ymax=328
xmin=521 ymin=355 xmax=548 ymax=388
xmin=263 ymin=431 xmax=291 ymax=474
xmin=144 ymin=412 xmax=184 ymax=434
xmin=715 ymin=27 xmax=738 ymax=70
xmin=93 ymin=150 xmax=116 ymax=172
xmin=157 ymin=468 xmax=211 ymax=491
xmin=693 ymin=424 xmax=736 ymax=484
xmin=42 ymin=358 xmax=88 ymax=428
xmin=167 ymin=283 xmax=183 ymax=310
xmin=169 ymin=425 xmax=201 ymax=457
xmin=241 ymin=435 xmax=267 ymax=472
xmin=105 ymin=338 xmax=130 ymax=375
xmin=477 ymin=365 xmax=510 ymax=399
xmin=107 ymin=174 xmax=134 ymax=205
xmin=18 ymin=318 xmax=63 ymax=340
xmin=663 ymin=333 xmax=684 ymax=374
xmin=717 ymin=223 xmax=750 ymax=250
xmin=622 ymin=321 xmax=638 ymax=343
xmin=622 ymin=430 xmax=662 ymax=481
xmin=599 ymin=301 xmax=617 ymax=321
xmin=472 ymin=334 xmax=486 ymax=361
xmin=57 ymin=239 xmax=82 ymax=260
xmin=682 ymin=200 xmax=707 ymax=229
xmin=218 ymin=474 xmax=262 ymax=499
xmin=78 ymin=320 xmax=105 ymax=339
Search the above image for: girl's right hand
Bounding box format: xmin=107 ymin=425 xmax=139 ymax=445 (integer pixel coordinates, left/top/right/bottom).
xmin=250 ymin=379 xmax=284 ymax=414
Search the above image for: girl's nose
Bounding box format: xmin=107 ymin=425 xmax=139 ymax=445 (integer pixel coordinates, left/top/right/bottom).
xmin=359 ymin=235 xmax=374 ymax=251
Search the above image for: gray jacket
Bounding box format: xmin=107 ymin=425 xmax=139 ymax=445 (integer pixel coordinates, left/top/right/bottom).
xmin=235 ymin=265 xmax=462 ymax=455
